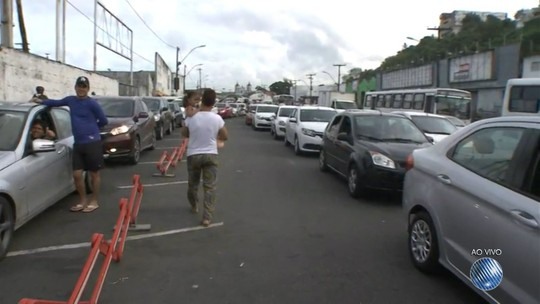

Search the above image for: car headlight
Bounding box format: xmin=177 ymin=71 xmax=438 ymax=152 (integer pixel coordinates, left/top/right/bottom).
xmin=301 ymin=128 xmax=316 ymax=137
xmin=154 ymin=114 xmax=161 ymax=121
xmin=278 ymin=121 xmax=286 ymax=126
xmin=110 ymin=125 xmax=130 ymax=136
xmin=369 ymin=151 xmax=396 ymax=169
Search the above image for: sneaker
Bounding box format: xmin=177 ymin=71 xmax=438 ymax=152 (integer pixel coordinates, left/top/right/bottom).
xmin=201 ymin=219 xmax=210 ymax=227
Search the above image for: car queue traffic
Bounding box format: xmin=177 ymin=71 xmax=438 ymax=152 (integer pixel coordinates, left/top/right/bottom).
xmin=241 ymin=101 xmax=540 ymax=304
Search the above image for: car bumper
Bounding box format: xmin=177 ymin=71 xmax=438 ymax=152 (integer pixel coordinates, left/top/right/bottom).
xmin=363 ymin=165 xmax=405 ymax=191
xmin=101 ymin=133 xmax=134 ymax=159
xmin=298 ymin=134 xmax=323 ymax=152
xmin=254 ymin=118 xmax=272 ymax=128
xmin=276 ymin=125 xmax=286 ymax=136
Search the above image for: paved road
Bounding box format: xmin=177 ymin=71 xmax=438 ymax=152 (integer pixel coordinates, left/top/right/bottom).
xmin=1 ymin=117 xmax=487 ymax=304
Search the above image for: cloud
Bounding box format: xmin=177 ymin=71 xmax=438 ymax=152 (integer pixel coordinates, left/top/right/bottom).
xmin=10 ymin=0 xmax=537 ymax=91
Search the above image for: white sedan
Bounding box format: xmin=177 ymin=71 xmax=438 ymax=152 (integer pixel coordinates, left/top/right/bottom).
xmin=284 ymin=106 xmax=337 ymax=155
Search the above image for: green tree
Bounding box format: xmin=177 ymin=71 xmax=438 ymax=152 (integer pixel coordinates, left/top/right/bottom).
xmin=269 ymin=80 xmax=292 ymax=95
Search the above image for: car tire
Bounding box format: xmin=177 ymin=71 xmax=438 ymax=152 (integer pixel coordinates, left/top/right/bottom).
xmin=408 ymin=211 xmax=441 ymax=273
xmin=128 ymin=137 xmax=141 ymax=165
xmin=319 ymin=149 xmax=329 ymax=172
xmin=294 ymin=136 xmax=302 ymax=155
xmin=0 ymin=197 xmax=14 ymax=261
xmin=347 ymin=164 xmax=364 ymax=198
xmin=156 ymin=125 xmax=164 ymax=140
xmin=284 ymin=133 xmax=291 ymax=146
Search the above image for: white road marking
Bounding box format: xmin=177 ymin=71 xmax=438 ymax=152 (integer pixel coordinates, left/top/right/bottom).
xmin=138 ymin=160 xmax=186 ymax=165
xmin=6 ymin=222 xmax=224 ymax=258
xmin=117 ymin=180 xmax=188 ymax=189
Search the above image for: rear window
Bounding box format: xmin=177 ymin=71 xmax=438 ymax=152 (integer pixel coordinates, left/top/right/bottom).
xmin=509 ymin=86 xmax=540 ymax=113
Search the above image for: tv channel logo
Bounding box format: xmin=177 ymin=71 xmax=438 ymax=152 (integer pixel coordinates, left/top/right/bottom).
xmin=470 ymin=257 xmax=503 ymax=291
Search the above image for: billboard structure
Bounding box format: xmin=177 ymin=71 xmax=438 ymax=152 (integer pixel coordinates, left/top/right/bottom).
xmin=93 ymin=1 xmax=133 ymax=85
xmin=449 ymin=51 xmax=495 ymax=83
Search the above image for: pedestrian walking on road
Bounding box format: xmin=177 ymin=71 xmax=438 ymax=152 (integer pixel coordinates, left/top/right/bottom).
xmin=32 ymin=76 xmax=108 ymax=213
xmin=181 ymin=89 xmax=228 ymax=226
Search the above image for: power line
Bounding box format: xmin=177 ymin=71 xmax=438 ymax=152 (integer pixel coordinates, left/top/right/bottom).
xmin=123 ymin=0 xmax=176 ymax=50
xmin=65 ymin=0 xmax=154 ymax=65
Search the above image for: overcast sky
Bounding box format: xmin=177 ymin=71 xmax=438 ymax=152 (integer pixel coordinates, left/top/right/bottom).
xmin=14 ymin=0 xmax=539 ymax=91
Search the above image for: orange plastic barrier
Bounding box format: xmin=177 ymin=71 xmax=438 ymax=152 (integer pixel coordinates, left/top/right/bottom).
xmin=153 ymin=139 xmax=188 ymax=177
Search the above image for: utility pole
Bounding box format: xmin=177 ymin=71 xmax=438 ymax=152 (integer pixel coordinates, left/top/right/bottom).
xmin=15 ymin=0 xmax=28 ymax=52
xmin=174 ymin=47 xmax=180 ymax=94
xmin=306 ymin=73 xmax=315 ymax=104
xmin=1 ymin=0 xmax=14 ymax=48
xmin=291 ymin=79 xmax=300 ymax=102
xmin=333 ymin=63 xmax=346 ymax=92
xmin=183 ymin=64 xmax=187 ymax=94
xmin=198 ymin=68 xmax=202 ymax=90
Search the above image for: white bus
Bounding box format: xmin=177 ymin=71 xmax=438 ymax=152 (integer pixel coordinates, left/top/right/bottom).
xmin=501 ymin=78 xmax=540 ymax=116
xmin=362 ymin=88 xmax=472 ymax=123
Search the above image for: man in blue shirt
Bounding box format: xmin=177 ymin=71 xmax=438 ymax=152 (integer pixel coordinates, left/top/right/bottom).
xmin=32 ymin=76 xmax=108 ymax=213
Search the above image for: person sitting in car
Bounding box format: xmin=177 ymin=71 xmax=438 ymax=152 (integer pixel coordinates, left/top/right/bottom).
xmin=30 ymin=119 xmax=56 ymax=140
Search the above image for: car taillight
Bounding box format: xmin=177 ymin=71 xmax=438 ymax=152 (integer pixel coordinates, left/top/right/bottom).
xmin=405 ymin=154 xmax=414 ymax=171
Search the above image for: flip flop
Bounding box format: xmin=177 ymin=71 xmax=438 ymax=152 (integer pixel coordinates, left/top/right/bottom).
xmin=70 ymin=204 xmax=85 ymax=212
xmin=82 ymin=205 xmax=99 ymax=213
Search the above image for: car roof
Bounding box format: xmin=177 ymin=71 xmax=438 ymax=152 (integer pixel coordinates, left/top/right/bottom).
xmin=95 ymin=95 xmax=140 ymax=101
xmin=391 ymin=111 xmax=448 ymax=119
xmin=299 ymin=106 xmax=334 ymax=110
xmin=476 ymin=115 xmax=540 ymax=124
xmin=0 ymin=102 xmax=41 ymax=112
xmin=342 ymin=109 xmax=406 ymax=118
xmin=278 ymin=105 xmax=297 ymax=108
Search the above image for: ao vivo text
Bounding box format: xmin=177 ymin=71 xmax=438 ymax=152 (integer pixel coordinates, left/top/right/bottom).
xmin=471 ymin=249 xmax=503 ymax=256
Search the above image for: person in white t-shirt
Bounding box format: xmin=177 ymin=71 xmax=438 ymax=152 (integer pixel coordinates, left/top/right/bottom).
xmin=181 ymin=89 xmax=229 ymax=227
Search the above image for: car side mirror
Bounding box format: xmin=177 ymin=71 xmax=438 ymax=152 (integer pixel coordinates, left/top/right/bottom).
xmin=289 ymin=117 xmax=297 ymax=123
xmin=32 ymin=139 xmax=56 ymax=153
xmin=337 ymin=132 xmax=351 ymax=142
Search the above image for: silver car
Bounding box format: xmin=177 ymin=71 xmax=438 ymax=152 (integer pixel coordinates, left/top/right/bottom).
xmin=403 ymin=116 xmax=540 ymax=303
xmin=0 ymin=102 xmax=76 ymax=260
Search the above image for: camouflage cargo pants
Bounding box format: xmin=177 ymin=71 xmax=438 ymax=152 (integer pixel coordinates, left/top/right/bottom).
xmin=187 ymin=154 xmax=219 ymax=221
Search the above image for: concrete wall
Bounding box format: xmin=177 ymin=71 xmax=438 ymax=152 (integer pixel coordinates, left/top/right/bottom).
xmin=0 ymin=47 xmax=119 ymax=101
xmin=97 ymin=71 xmax=153 ymax=96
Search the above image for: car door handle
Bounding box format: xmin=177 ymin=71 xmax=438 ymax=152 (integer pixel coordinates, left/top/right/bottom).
xmin=57 ymin=146 xmax=66 ymax=154
xmin=437 ymin=174 xmax=452 ymax=185
xmin=510 ymin=210 xmax=539 ymax=229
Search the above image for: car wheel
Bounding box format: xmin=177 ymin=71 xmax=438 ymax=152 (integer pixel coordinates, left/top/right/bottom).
xmin=156 ymin=125 xmax=164 ymax=140
xmin=0 ymin=197 xmax=14 ymax=260
xmin=284 ymin=133 xmax=291 ymax=146
xmin=294 ymin=136 xmax=302 ymax=155
xmin=319 ymin=149 xmax=328 ymax=172
xmin=408 ymin=212 xmax=441 ymax=273
xmin=83 ymin=171 xmax=93 ymax=194
xmin=129 ymin=137 xmax=141 ymax=165
xmin=347 ymin=164 xmax=364 ymax=198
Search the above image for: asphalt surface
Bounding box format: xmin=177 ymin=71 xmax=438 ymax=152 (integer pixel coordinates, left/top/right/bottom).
xmin=0 ymin=117 xmax=487 ymax=304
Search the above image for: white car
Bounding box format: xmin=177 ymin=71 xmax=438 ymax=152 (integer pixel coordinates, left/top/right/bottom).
xmin=252 ymin=104 xmax=278 ymax=130
xmin=392 ymin=111 xmax=458 ymax=143
xmin=284 ymin=106 xmax=337 ymax=154
xmin=270 ymin=105 xmax=297 ymax=139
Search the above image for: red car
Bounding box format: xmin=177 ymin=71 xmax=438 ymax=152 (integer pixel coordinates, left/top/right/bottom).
xmin=216 ymin=103 xmax=233 ymax=119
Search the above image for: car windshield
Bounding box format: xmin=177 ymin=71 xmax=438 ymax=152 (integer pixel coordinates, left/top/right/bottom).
xmin=335 ymin=101 xmax=357 ymax=109
xmin=444 ymin=116 xmax=466 ymax=127
xmin=0 ymin=111 xmax=26 ymax=151
xmin=278 ymin=108 xmax=295 ymax=117
xmin=216 ymin=103 xmax=227 ymax=109
xmin=142 ymin=99 xmax=161 ymax=112
xmin=411 ymin=116 xmax=457 ymax=135
xmin=354 ymin=115 xmax=428 ymax=143
xmin=257 ymin=106 xmax=278 ymax=113
xmin=96 ymin=98 xmax=135 ymax=117
xmin=300 ymin=109 xmax=336 ymax=122
xmin=229 ymin=104 xmax=238 ymax=108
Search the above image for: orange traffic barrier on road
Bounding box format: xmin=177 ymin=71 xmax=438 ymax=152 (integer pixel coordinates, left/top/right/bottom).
xmin=153 ymin=138 xmax=188 ymax=177
xmin=18 ymin=233 xmax=105 ymax=304
xmin=125 ymin=174 xmax=150 ymax=232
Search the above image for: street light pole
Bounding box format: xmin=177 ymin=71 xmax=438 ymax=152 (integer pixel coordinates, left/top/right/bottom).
xmin=306 ymin=73 xmax=316 ymax=104
xmin=333 ymin=63 xmax=346 ymax=92
xmin=197 ymin=68 xmax=202 ymax=90
xmin=175 ymin=44 xmax=206 ymax=94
